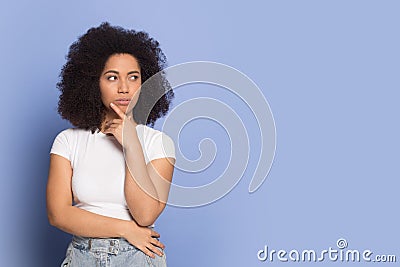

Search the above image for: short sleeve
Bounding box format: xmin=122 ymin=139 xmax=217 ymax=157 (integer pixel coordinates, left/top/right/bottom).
xmin=50 ymin=130 xmax=71 ymax=161
xmin=147 ymin=132 xmax=176 ymax=162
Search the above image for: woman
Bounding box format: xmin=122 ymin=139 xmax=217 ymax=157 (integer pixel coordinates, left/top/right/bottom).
xmin=47 ymin=22 xmax=176 ymax=266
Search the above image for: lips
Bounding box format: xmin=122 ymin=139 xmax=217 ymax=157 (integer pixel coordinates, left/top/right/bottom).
xmin=115 ymin=99 xmax=131 ymax=106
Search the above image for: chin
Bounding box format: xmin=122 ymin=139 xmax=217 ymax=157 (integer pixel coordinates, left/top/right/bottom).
xmin=123 ymin=106 xmax=135 ymax=115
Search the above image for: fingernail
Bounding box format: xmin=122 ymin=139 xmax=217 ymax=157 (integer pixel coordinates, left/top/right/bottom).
xmin=110 ymin=103 xmax=114 ymax=106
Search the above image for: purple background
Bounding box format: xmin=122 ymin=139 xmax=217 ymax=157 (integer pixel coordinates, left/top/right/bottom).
xmin=1 ymin=1 xmax=399 ymax=266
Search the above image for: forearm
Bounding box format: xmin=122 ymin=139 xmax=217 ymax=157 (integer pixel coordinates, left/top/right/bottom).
xmin=124 ymin=132 xmax=162 ymax=226
xmin=124 ymin=165 xmax=162 ymax=226
xmin=48 ymin=205 xmax=130 ymax=238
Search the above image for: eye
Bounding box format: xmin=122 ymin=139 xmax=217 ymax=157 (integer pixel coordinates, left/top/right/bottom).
xmin=129 ymin=75 xmax=139 ymax=81
xmin=107 ymin=75 xmax=118 ymax=81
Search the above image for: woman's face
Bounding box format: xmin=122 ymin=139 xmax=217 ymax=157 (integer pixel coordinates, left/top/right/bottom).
xmin=99 ymin=53 xmax=142 ymax=119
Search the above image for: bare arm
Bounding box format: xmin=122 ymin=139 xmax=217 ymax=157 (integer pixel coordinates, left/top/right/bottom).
xmin=104 ymin=103 xmax=175 ymax=226
xmin=46 ymin=153 xmax=164 ymax=258
xmin=124 ymin=143 xmax=175 ymax=226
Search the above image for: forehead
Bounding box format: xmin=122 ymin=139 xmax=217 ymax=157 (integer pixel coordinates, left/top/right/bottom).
xmin=103 ymin=53 xmax=140 ymax=70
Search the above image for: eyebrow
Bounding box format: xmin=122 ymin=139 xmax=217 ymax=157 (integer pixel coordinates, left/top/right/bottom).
xmin=103 ymin=70 xmax=140 ymax=75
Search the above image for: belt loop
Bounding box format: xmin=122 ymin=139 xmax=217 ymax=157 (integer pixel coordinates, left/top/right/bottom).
xmin=88 ymin=238 xmax=92 ymax=250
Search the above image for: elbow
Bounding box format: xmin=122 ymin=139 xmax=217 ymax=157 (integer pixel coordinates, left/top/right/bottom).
xmin=134 ymin=204 xmax=166 ymax=226
xmin=135 ymin=216 xmax=156 ymax=227
xmin=128 ymin=203 xmax=164 ymax=227
xmin=133 ymin=212 xmax=158 ymax=227
xmin=47 ymin=210 xmax=63 ymax=228
xmin=47 ymin=214 xmax=58 ymax=227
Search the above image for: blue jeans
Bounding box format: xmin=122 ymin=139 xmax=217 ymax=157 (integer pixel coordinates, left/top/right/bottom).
xmin=61 ymin=235 xmax=167 ymax=267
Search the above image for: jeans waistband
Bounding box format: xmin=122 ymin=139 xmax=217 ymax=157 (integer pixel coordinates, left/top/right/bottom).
xmin=72 ymin=236 xmax=137 ymax=255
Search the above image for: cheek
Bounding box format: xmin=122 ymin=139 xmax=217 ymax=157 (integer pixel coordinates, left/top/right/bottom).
xmin=99 ymin=91 xmax=112 ymax=107
xmin=129 ymin=82 xmax=141 ymax=97
xmin=99 ymin=90 xmax=107 ymax=102
xmin=99 ymin=83 xmax=112 ymax=102
xmin=129 ymin=89 xmax=141 ymax=108
xmin=129 ymin=94 xmax=139 ymax=109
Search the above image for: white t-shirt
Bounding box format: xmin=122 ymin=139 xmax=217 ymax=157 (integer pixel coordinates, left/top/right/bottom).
xmin=49 ymin=124 xmax=175 ymax=222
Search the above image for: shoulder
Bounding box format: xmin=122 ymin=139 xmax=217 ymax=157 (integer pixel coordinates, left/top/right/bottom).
xmin=50 ymin=128 xmax=94 ymax=160
xmin=137 ymin=124 xmax=173 ymax=143
xmin=138 ymin=124 xmax=176 ymax=163
xmin=56 ymin=127 xmax=92 ymax=135
xmin=136 ymin=124 xmax=175 ymax=161
xmin=52 ymin=127 xmax=93 ymax=142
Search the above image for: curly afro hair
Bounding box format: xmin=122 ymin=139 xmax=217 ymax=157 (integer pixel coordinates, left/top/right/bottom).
xmin=57 ymin=22 xmax=174 ymax=133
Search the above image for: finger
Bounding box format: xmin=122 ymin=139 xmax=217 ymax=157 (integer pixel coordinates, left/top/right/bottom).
xmin=142 ymin=247 xmax=156 ymax=259
xmin=103 ymin=126 xmax=118 ymax=135
xmin=107 ymin=119 xmax=123 ymax=124
xmin=151 ymin=238 xmax=165 ymax=249
xmin=103 ymin=129 xmax=113 ymax=135
xmin=103 ymin=124 xmax=115 ymax=131
xmin=151 ymin=230 xmax=160 ymax=238
xmin=147 ymin=244 xmax=164 ymax=257
xmin=106 ymin=119 xmax=123 ymax=127
xmin=110 ymin=102 xmax=126 ymax=119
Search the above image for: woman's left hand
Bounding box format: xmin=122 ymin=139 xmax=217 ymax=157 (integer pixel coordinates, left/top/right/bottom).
xmin=103 ymin=102 xmax=138 ymax=146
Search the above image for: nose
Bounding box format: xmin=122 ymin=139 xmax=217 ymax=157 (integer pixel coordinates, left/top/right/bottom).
xmin=118 ymin=79 xmax=129 ymax=93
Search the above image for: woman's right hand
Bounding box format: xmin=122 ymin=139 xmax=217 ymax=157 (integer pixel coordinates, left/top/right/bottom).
xmin=122 ymin=220 xmax=165 ymax=258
